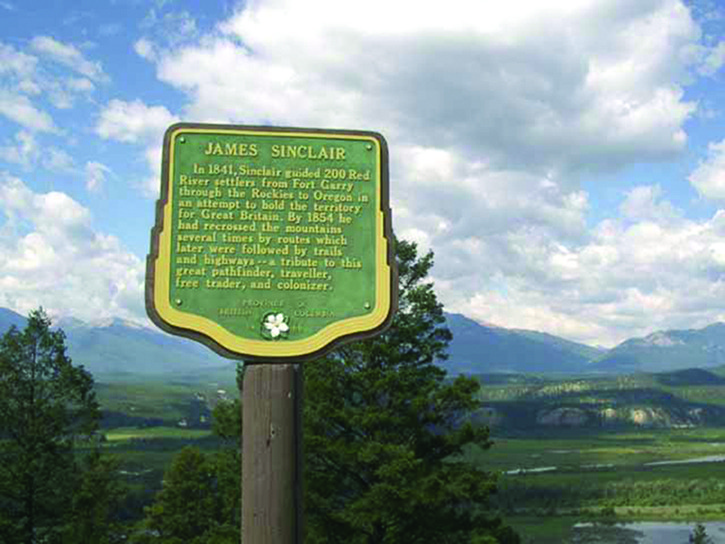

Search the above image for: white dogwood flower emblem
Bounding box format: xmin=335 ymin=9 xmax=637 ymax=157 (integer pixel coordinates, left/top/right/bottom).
xmin=263 ymin=313 xmax=289 ymax=339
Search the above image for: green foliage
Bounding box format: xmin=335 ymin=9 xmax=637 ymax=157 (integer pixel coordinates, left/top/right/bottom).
xmin=60 ymin=449 xmax=128 ymax=543
xmin=303 ymin=239 xmax=519 ymax=543
xmin=211 ymin=397 xmax=241 ymax=443
xmin=0 ymin=308 xmax=103 ymax=543
xmin=690 ymin=523 xmax=713 ymax=544
xmin=132 ymin=446 xmax=240 ymax=544
xmin=126 ymin=370 xmax=242 ymax=543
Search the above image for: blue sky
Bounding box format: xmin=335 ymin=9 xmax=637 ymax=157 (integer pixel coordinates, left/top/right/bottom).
xmin=2 ymin=0 xmax=725 ymax=347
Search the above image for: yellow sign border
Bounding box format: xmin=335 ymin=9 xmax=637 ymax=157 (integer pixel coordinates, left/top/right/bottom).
xmin=149 ymin=125 xmax=394 ymax=359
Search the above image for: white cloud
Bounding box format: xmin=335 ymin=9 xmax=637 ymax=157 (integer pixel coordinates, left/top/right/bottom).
xmin=96 ymin=99 xmax=178 ymax=196
xmin=133 ymin=38 xmax=157 ymax=61
xmin=43 ymin=75 xmax=96 ymax=109
xmin=96 ymin=99 xmax=178 ymax=144
xmin=30 ymin=36 xmax=108 ymax=82
xmin=0 ymin=43 xmax=37 ymax=79
xmin=16 ymin=79 xmax=41 ymax=95
xmin=0 ymin=131 xmax=39 ymax=167
xmin=66 ymin=77 xmax=94 ymax=93
xmin=0 ymin=40 xmax=99 ymax=113
xmin=391 ymin=145 xmax=589 ymax=251
xmin=0 ymin=174 xmax=145 ymax=324
xmin=126 ymin=0 xmax=725 ymax=345
xmin=441 ymin=187 xmax=725 ymax=346
xmin=0 ymin=89 xmax=56 ymax=132
xmin=147 ymin=0 xmax=699 ymax=178
xmin=689 ymin=139 xmax=725 ymax=200
xmin=142 ymin=145 xmax=163 ymax=197
xmin=619 ymin=185 xmax=679 ymax=222
xmin=140 ymin=9 xmax=197 ymax=47
xmin=42 ymin=148 xmax=75 ymax=173
xmin=0 ymin=44 xmax=47 ymax=124
xmin=698 ymin=41 xmax=725 ymax=75
xmin=85 ymin=161 xmax=111 ymax=192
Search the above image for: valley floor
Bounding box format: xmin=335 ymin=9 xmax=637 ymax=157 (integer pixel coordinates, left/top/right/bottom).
xmin=90 ymin=377 xmax=725 ymax=543
xmin=460 ymin=428 xmax=725 ymax=542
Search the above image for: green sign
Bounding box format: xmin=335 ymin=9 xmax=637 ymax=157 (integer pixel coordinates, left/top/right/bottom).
xmin=146 ymin=123 xmax=396 ymax=361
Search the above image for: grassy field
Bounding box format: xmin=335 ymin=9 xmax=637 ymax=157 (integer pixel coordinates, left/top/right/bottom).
xmin=105 ymin=426 xmax=212 ymax=441
xmin=505 ymin=515 xmax=580 ymax=544
xmin=94 ymin=377 xmax=239 ymax=429
xmin=465 ymin=427 xmax=725 ymax=470
xmin=72 ymin=421 xmax=235 ymax=525
xmin=454 ymin=428 xmax=725 ymax=542
xmin=474 ymin=371 xmax=725 ymax=407
xmin=459 ymin=372 xmax=725 ymax=541
xmin=88 ymin=372 xmax=725 ymax=542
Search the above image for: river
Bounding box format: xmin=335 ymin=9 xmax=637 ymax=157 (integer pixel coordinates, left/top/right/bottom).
xmin=572 ymin=521 xmax=725 ymax=543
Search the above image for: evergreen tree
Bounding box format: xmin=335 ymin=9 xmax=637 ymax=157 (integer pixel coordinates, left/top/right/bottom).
xmin=690 ymin=523 xmax=713 ymax=544
xmin=139 ymin=241 xmax=517 ymax=543
xmin=211 ymin=370 xmax=242 ymax=442
xmin=132 ymin=446 xmax=240 ymax=544
xmin=303 ymin=239 xmax=519 ymax=543
xmin=130 ymin=374 xmax=242 ymax=544
xmin=209 ymin=388 xmax=242 ymax=536
xmin=60 ymin=448 xmax=128 ymax=544
xmin=0 ymin=308 xmax=102 ymax=543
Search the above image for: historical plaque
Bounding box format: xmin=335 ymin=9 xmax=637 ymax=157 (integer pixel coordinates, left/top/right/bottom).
xmin=146 ymin=123 xmax=396 ymax=362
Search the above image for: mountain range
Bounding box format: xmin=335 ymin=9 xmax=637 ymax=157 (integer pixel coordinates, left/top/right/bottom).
xmin=0 ymin=308 xmax=230 ymax=379
xmin=440 ymin=313 xmax=605 ymax=374
xmin=442 ymin=313 xmax=725 ymax=375
xmin=2 ymin=307 xmax=725 ymax=378
xmin=588 ymin=323 xmax=725 ymax=373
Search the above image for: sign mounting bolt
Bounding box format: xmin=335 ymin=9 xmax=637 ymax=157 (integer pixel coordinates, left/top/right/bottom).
xmin=175 ymin=299 xmax=183 ymax=306
xmin=366 ymin=144 xmax=373 ymax=151
xmin=179 ymin=137 xmax=186 ymax=143
xmin=364 ymin=302 xmax=371 ymax=309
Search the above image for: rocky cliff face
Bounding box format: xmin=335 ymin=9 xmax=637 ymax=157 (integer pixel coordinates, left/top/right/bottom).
xmin=536 ymin=407 xmax=589 ymax=426
xmin=475 ymin=403 xmax=725 ymax=430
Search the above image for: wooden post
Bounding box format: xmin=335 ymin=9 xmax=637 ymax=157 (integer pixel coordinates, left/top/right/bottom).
xmin=242 ymin=363 xmax=303 ymax=544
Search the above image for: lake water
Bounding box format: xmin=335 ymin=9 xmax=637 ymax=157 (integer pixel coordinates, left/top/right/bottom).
xmin=507 ymin=452 xmax=725 ymax=542
xmin=645 ymin=454 xmax=725 ymax=466
xmin=573 ymin=521 xmax=725 ymax=543
xmin=506 ymin=451 xmax=725 ymax=476
xmin=504 ymin=466 xmax=557 ymax=475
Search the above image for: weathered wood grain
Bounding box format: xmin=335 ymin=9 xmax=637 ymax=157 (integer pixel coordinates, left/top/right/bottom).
xmin=242 ymin=363 xmax=302 ymax=543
